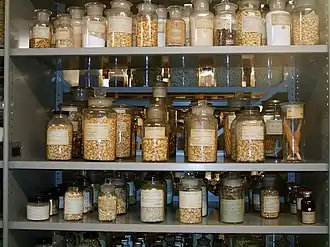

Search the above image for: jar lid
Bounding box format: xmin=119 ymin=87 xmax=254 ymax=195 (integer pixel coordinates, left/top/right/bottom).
xmin=156 ymin=5 xmax=167 ymax=18
xmin=88 ymin=97 xmax=114 ymax=107
xmin=110 ymin=0 xmax=132 ymax=10
xmin=101 ymin=183 xmax=115 ymax=193
xmin=181 ymin=178 xmax=199 ymax=187
xmin=137 ymin=2 xmax=157 ymax=12
xmin=222 ymin=177 xmax=243 ymax=187
xmin=111 ymin=178 xmax=125 ymax=186
xmin=294 ymin=0 xmax=316 ymax=8
xmin=214 ymin=2 xmax=237 ymax=12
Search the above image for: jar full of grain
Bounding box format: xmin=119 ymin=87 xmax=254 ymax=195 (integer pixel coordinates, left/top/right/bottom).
xmin=29 ymin=9 xmax=52 ymax=48
xmin=166 ymin=5 xmax=186 ymax=46
xmin=156 ymin=5 xmax=167 ymax=47
xmin=55 ymin=14 xmax=73 ymax=48
xmin=261 ymin=174 xmax=280 ymax=219
xmin=136 ymin=2 xmax=158 ymax=47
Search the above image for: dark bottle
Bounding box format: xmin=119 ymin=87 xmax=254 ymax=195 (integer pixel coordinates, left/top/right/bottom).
xmin=297 ymin=187 xmax=308 ymax=221
xmin=249 ymin=172 xmax=259 ymax=208
xmin=290 ymin=185 xmax=299 ymax=215
xmin=252 ymin=175 xmax=263 ymax=212
xmin=301 ymin=190 xmax=316 ymax=224
xmin=163 ymin=172 xmax=174 ymax=205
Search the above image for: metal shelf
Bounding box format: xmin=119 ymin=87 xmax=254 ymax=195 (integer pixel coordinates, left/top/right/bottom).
xmin=9 ymin=210 xmax=327 ymax=234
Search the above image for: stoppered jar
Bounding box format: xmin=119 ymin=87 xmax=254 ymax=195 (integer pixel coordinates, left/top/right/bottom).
xmin=136 ymin=2 xmax=158 ymax=47
xmin=281 ymin=102 xmax=304 ymax=162
xmin=182 ymin=4 xmax=193 ymax=46
xmin=156 ymin=5 xmax=167 ymax=47
xmin=111 ymin=178 xmax=128 ymax=215
xmin=261 ymin=174 xmax=280 ymax=219
xmin=107 ymin=0 xmax=133 ymax=48
xmin=64 ymin=184 xmax=83 ymax=221
xmin=67 ymin=6 xmax=84 ymax=48
xmin=83 ymin=2 xmax=107 ymax=47
xmin=214 ymin=1 xmax=238 ymax=46
xmin=55 ymin=14 xmax=73 ymax=48
xmin=29 ymin=9 xmax=52 ymax=48
xmin=98 ymin=182 xmax=117 ymax=222
xmin=166 ymin=5 xmax=186 ymax=46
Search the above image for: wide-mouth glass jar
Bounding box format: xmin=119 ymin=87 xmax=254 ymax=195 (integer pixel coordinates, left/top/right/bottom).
xmin=29 ymin=9 xmax=52 ymax=48
xmin=27 ymin=196 xmax=50 ymax=221
xmin=98 ymin=182 xmax=117 ymax=222
xmin=136 ymin=2 xmax=158 ymax=47
xmin=55 ymin=13 xmax=73 ymax=48
xmin=64 ymin=184 xmax=83 ymax=221
xmin=67 ymin=6 xmax=84 ymax=48
xmin=261 ymin=174 xmax=280 ymax=219
xmin=111 ymin=178 xmax=128 ymax=215
xmin=166 ymin=5 xmax=186 ymax=46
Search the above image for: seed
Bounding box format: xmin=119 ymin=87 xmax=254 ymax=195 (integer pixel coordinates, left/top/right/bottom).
xmin=29 ymin=38 xmax=52 ymax=48
xmin=107 ymin=32 xmax=132 ymax=47
xmin=142 ymin=138 xmax=169 ymax=162
xmin=98 ymin=194 xmax=117 ymax=222
xmin=136 ymin=18 xmax=158 ymax=47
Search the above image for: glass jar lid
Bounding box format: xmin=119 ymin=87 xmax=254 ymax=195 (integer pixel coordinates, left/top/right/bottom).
xmin=137 ymin=2 xmax=157 ymax=12
xmin=167 ymin=5 xmax=184 ymax=18
xmin=35 ymin=9 xmax=52 ymax=19
xmin=101 ymin=183 xmax=115 ymax=193
xmin=111 ymin=178 xmax=126 ymax=186
xmin=156 ymin=5 xmax=167 ymax=18
xmin=67 ymin=6 xmax=85 ymax=18
xmin=110 ymin=0 xmax=133 ymax=10
xmin=222 ymin=176 xmax=243 ymax=187
xmin=84 ymin=2 xmax=106 ymax=16
xmin=214 ymin=1 xmax=237 ymax=13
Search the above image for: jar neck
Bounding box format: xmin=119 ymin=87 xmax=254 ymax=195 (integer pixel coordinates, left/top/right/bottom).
xmin=111 ymin=2 xmax=131 ymax=10
xmin=87 ymin=7 xmax=104 ymax=16
xmin=37 ymin=12 xmax=50 ymax=21
xmin=241 ymin=110 xmax=260 ymax=116
xmin=195 ymin=2 xmax=210 ymax=11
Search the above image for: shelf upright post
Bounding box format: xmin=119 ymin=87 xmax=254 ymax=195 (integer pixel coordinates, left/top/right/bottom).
xmin=328 ymin=0 xmax=330 ymax=244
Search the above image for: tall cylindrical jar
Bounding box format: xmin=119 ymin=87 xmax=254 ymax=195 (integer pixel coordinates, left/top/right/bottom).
xmin=107 ymin=0 xmax=133 ymax=47
xmin=292 ymin=0 xmax=319 ymax=45
xmin=46 ymin=111 xmax=73 ymax=160
xmin=236 ymin=107 xmax=265 ymax=162
xmin=261 ymin=174 xmax=280 ymax=219
xmin=111 ymin=178 xmax=128 ymax=215
xmin=64 ymin=184 xmax=83 ymax=221
xmin=188 ymin=101 xmax=217 ymax=162
xmin=55 ymin=14 xmax=73 ymax=48
xmin=182 ymin=4 xmax=193 ymax=46
xmin=237 ymin=0 xmax=262 ymax=46
xmin=166 ymin=5 xmax=186 ymax=46
xmin=156 ymin=5 xmax=167 ymax=47
xmin=136 ymin=2 xmax=158 ymax=47
xmin=83 ymin=2 xmax=107 ymax=47
xmin=199 ymin=178 xmax=208 ymax=217
xmin=190 ymin=0 xmax=214 ymax=46
xmin=29 ymin=9 xmax=52 ymax=48
xmin=68 ymin=6 xmax=84 ymax=48
xmin=142 ymin=106 xmax=169 ymax=162
xmin=98 ymin=183 xmax=117 ymax=222
xmin=179 ymin=178 xmax=202 ymax=224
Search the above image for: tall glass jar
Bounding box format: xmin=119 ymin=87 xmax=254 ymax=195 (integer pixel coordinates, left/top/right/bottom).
xmin=220 ymin=173 xmax=244 ymax=224
xmin=46 ymin=111 xmax=73 ymax=161
xmin=29 ymin=9 xmax=52 ymax=48
xmin=156 ymin=5 xmax=167 ymax=47
xmin=179 ymin=178 xmax=202 ymax=224
xmin=292 ymin=0 xmax=319 ymax=45
xmin=280 ymin=102 xmax=304 ymax=162
xmin=142 ymin=105 xmax=169 ymax=162
xmin=230 ymin=110 xmax=242 ymax=161
xmin=166 ymin=5 xmax=185 ymax=46
xmin=236 ymin=106 xmax=265 ymax=162
xmin=261 ymin=174 xmax=279 ymax=219
xmin=214 ymin=1 xmax=237 ymax=46
xmin=83 ymin=92 xmax=117 ymax=161
xmin=136 ymin=2 xmax=158 ymax=47
xmin=260 ymin=4 xmax=268 ymax=45
xmin=111 ymin=178 xmax=127 ymax=215
xmin=199 ymin=178 xmax=208 ymax=217
xmin=98 ymin=182 xmax=117 ymax=222
xmin=107 ymin=0 xmax=133 ymax=48
xmin=67 ymin=6 xmax=84 ymax=48
xmin=188 ymin=101 xmax=217 ymax=162
xmin=190 ymin=0 xmax=214 ymax=46
xmin=83 ymin=2 xmax=106 ymax=48
xmin=182 ymin=4 xmax=193 ymax=46
xmin=64 ymin=184 xmax=83 ymax=221
xmin=237 ymin=0 xmax=262 ymax=46
xmin=55 ymin=14 xmax=73 ymax=48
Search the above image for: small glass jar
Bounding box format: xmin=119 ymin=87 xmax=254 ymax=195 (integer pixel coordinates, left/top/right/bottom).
xmin=27 ymin=196 xmax=50 ymax=221
xmin=136 ymin=2 xmax=158 ymax=47
xmin=214 ymin=1 xmax=237 ymax=46
xmin=140 ymin=174 xmax=165 ymax=223
xmin=260 ymin=174 xmax=279 ymax=219
xmin=156 ymin=5 xmax=167 ymax=47
xmin=188 ymin=100 xmax=217 ymax=163
xmin=111 ymin=178 xmax=127 ymax=215
xmin=67 ymin=6 xmax=84 ymax=48
xmin=290 ymin=184 xmax=299 ymax=214
xmin=182 ymin=4 xmax=193 ymax=46
xmin=55 ymin=14 xmax=73 ymax=48
xmin=236 ymin=106 xmax=265 ymax=163
xmin=29 ymin=9 xmax=52 ymax=48
xmin=64 ymin=184 xmax=83 ymax=221
xmin=46 ymin=111 xmax=73 ymax=160
xmin=179 ymin=178 xmax=202 ymax=224
xmin=220 ymin=173 xmax=244 ymax=224
xmin=166 ymin=5 xmax=186 ymax=46
xmin=98 ymin=182 xmax=117 ymax=222
xmin=107 ymin=0 xmax=133 ymax=48
xmin=301 ymin=190 xmax=315 ymax=224
xmin=113 ymin=105 xmax=132 ymax=158
xmin=199 ymin=178 xmax=208 ymax=217
xmin=280 ymin=102 xmax=304 ymax=162
xmin=83 ymin=2 xmax=106 ymax=47
xmin=142 ymin=105 xmax=169 ymax=162
xmin=43 ymin=190 xmax=58 ymax=216
xmin=292 ymin=0 xmax=319 ymax=45
xmin=83 ymin=91 xmax=117 ymax=161
xmin=237 ymin=0 xmax=262 ymax=46
xmin=190 ymin=0 xmax=214 ymax=46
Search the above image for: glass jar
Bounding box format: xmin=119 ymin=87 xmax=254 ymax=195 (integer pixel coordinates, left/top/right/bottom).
xmin=237 ymin=0 xmax=262 ymax=46
xmin=296 ymin=187 xmax=308 ymax=220
xmin=182 ymin=4 xmax=193 ymax=46
xmin=163 ymin=172 xmax=173 ymax=205
xmin=260 ymin=4 xmax=268 ymax=45
xmin=50 ymin=17 xmax=58 ymax=47
xmin=83 ymin=92 xmax=117 ymax=161
xmin=107 ymin=0 xmax=133 ymax=48
xmin=190 ymin=0 xmax=214 ymax=46
xmin=254 ymin=55 xmax=283 ymax=86
xmin=220 ymin=173 xmax=244 ymax=224
xmin=83 ymin=2 xmax=106 ymax=47
xmin=230 ymin=110 xmax=242 ymax=161
xmin=140 ymin=174 xmax=165 ymax=223
xmin=142 ymin=105 xmax=169 ymax=162
xmin=156 ymin=5 xmax=166 ymax=47
xmin=179 ymin=178 xmax=202 ymax=224
xmin=46 ymin=111 xmax=73 ymax=160
xmin=27 ymin=196 xmax=50 ymax=221
xmin=98 ymin=182 xmax=117 ymax=222
xmin=79 ymin=171 xmax=93 ymax=214
xmin=55 ymin=14 xmax=73 ymax=48
xmin=252 ymin=173 xmax=262 ymax=212
xmin=43 ymin=190 xmax=58 ymax=216
xmin=292 ymin=0 xmax=319 ymax=45
xmin=214 ymin=1 xmax=237 ymax=46
xmin=113 ymin=105 xmax=132 ymax=158
xmin=167 ymin=108 xmax=177 ymax=158
xmin=79 ymin=233 xmax=101 ymax=247
xmin=68 ymin=6 xmax=84 ymax=48
xmin=188 ymin=101 xmax=217 ymax=162
xmin=280 ymin=102 xmax=304 ymax=162
xmin=64 ymin=184 xmax=83 ymax=221
xmin=29 ymin=9 xmax=52 ymax=48
xmin=111 ymin=178 xmax=127 ymax=215
xmin=236 ymin=106 xmax=265 ymax=162
xmin=166 ymin=5 xmax=186 ymax=46
xmin=136 ymin=2 xmax=158 ymax=47
xmin=301 ymin=190 xmax=315 ymax=224
xmin=260 ymin=174 xmax=279 ymax=219
xmin=199 ymin=178 xmax=208 ymax=217
xmin=290 ymin=184 xmax=299 ymax=214
xmin=125 ymin=172 xmax=136 ymax=205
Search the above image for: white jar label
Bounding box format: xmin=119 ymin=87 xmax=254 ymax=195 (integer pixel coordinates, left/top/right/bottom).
xmin=144 ymin=127 xmax=165 ymax=139
xmin=27 ymin=205 xmax=50 ymax=221
xmin=141 ymin=190 xmax=164 ymax=208
xmin=84 ymin=123 xmax=110 ymax=140
xmin=32 ymin=26 xmax=50 ymax=39
xmin=190 ymin=129 xmax=215 ymax=146
xmin=266 ymin=120 xmax=282 ymax=135
xmin=290 ymin=203 xmax=297 ymax=214
xmin=201 ymin=186 xmax=207 ymax=216
xmin=87 ymin=21 xmax=106 ymax=33
xmin=108 ymin=16 xmax=132 ymax=34
xmin=297 ymin=197 xmax=303 ymax=211
xmin=64 ymin=196 xmax=83 ymax=214
xmin=117 ymin=120 xmax=128 ymax=132
xmin=83 ymin=191 xmax=91 ymax=210
xmin=47 ymin=129 xmax=69 ymax=145
xmin=179 ymin=191 xmax=202 ymax=209
xmin=71 ymin=121 xmax=79 ymax=132
xmin=195 ymin=18 xmax=213 ymax=29
xmin=262 ymin=196 xmax=280 ymax=213
xmin=215 ymin=15 xmax=236 ymax=30
xmin=272 ymin=14 xmax=291 ymax=26
xmin=228 ymin=115 xmax=236 ymax=130
xmin=242 ymin=16 xmax=261 ymax=33
xmin=253 ymin=193 xmax=260 ymax=211
xmin=241 ymin=124 xmax=264 ymax=140
xmin=286 ymin=107 xmax=304 ymax=119
xmin=56 ymin=29 xmax=70 ymax=40
xmin=128 ymin=181 xmax=135 ymax=196
xmin=158 ymin=19 xmax=166 ymax=33
xmin=302 ymin=211 xmax=316 ymax=224
xmin=221 ymin=199 xmax=244 ymax=223
xmin=165 ymin=179 xmax=173 ymax=204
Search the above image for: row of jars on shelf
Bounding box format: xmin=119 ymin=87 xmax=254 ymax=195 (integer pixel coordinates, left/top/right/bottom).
xmin=29 ymin=0 xmax=320 ymax=49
